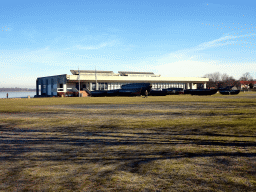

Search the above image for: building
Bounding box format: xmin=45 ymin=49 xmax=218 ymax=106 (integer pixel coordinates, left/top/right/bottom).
xmin=35 ymin=70 xmax=209 ymax=97
xmin=240 ymin=80 xmax=256 ymax=89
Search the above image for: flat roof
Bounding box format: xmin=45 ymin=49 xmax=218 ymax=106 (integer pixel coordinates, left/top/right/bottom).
xmin=67 ymin=75 xmax=209 ymax=83
xmin=70 ymin=70 xmax=114 ymax=75
xmin=118 ymin=71 xmax=154 ymax=75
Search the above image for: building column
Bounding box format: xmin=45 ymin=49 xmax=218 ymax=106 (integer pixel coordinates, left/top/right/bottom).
xmin=186 ymin=83 xmax=190 ymax=89
xmin=204 ymin=83 xmax=207 ymax=89
xmin=89 ymin=82 xmax=92 ymax=91
xmin=40 ymin=81 xmax=43 ymax=95
xmin=190 ymin=83 xmax=193 ymax=89
xmin=53 ymin=78 xmax=57 ymax=96
xmin=48 ymin=79 xmax=51 ymax=96
xmin=42 ymin=79 xmax=45 ymax=95
xmin=46 ymin=79 xmax=49 ymax=95
xmin=36 ymin=79 xmax=39 ymax=96
xmin=63 ymin=84 xmax=67 ymax=92
xmin=96 ymin=83 xmax=99 ymax=90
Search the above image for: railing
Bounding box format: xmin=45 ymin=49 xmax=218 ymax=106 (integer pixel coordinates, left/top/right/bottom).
xmin=57 ymin=88 xmax=79 ymax=92
xmin=72 ymin=88 xmax=79 ymax=92
xmin=83 ymin=88 xmax=91 ymax=96
xmin=57 ymin=88 xmax=64 ymax=92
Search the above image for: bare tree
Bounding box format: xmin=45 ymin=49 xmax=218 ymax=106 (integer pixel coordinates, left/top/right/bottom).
xmin=221 ymin=73 xmax=229 ymax=81
xmin=240 ymin=72 xmax=253 ymax=81
xmin=212 ymin=72 xmax=221 ymax=82
xmin=203 ymin=72 xmax=240 ymax=89
xmin=204 ymin=72 xmax=221 ymax=82
xmin=223 ymin=77 xmax=240 ymax=89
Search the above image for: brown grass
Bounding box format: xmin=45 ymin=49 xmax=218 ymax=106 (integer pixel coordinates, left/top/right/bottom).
xmin=0 ymin=93 xmax=256 ymax=191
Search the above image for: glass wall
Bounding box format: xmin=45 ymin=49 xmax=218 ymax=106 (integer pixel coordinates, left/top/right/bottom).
xmin=151 ymin=83 xmax=185 ymax=89
xmin=90 ymin=82 xmax=186 ymax=91
xmin=107 ymin=83 xmax=122 ymax=90
xmin=99 ymin=83 xmax=104 ymax=90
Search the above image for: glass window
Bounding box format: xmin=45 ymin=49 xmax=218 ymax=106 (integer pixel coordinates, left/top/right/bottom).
xmin=92 ymin=83 xmax=96 ymax=91
xmin=98 ymin=83 xmax=104 ymax=90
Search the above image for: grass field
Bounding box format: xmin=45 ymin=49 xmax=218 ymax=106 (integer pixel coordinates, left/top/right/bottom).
xmin=0 ymin=92 xmax=256 ymax=191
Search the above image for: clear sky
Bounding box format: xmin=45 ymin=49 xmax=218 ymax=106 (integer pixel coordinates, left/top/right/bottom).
xmin=1 ymin=0 xmax=255 ymax=88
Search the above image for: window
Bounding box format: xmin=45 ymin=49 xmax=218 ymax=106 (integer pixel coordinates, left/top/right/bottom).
xmin=92 ymin=83 xmax=96 ymax=91
xmin=99 ymin=83 xmax=104 ymax=90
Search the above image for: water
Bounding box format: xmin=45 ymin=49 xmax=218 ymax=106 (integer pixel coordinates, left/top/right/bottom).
xmin=0 ymin=91 xmax=36 ymax=99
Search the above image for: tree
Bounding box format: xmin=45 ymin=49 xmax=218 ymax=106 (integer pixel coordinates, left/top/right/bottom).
xmin=221 ymin=73 xmax=229 ymax=81
xmin=203 ymin=72 xmax=240 ymax=89
xmin=204 ymin=72 xmax=221 ymax=82
xmin=239 ymin=72 xmax=253 ymax=81
xmin=203 ymin=72 xmax=221 ymax=89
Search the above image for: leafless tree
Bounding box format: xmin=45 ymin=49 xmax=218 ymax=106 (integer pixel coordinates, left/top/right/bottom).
xmin=239 ymin=72 xmax=253 ymax=81
xmin=221 ymin=73 xmax=229 ymax=81
xmin=204 ymin=72 xmax=221 ymax=82
xmin=203 ymin=72 xmax=240 ymax=89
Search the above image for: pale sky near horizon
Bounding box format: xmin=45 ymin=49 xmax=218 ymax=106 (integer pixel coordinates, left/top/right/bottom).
xmin=1 ymin=0 xmax=256 ymax=88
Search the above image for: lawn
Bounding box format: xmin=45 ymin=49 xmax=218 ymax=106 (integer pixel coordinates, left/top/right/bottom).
xmin=0 ymin=92 xmax=256 ymax=191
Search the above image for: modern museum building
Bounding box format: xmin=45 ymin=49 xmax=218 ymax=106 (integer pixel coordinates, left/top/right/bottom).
xmin=35 ymin=70 xmax=209 ymax=97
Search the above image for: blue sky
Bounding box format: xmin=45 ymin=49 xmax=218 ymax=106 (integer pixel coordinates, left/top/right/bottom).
xmin=1 ymin=0 xmax=255 ymax=88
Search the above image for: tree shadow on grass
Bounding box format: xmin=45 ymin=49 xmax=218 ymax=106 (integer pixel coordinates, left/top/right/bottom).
xmin=1 ymin=125 xmax=256 ymax=161
xmin=1 ymin=124 xmax=256 ymax=191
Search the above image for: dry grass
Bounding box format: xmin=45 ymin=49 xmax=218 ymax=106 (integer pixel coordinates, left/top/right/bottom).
xmin=0 ymin=92 xmax=256 ymax=191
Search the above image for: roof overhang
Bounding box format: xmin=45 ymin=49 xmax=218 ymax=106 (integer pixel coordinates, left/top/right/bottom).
xmin=70 ymin=70 xmax=114 ymax=75
xmin=67 ymin=75 xmax=209 ymax=83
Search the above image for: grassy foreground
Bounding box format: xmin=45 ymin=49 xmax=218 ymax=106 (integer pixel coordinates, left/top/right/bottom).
xmin=0 ymin=92 xmax=256 ymax=191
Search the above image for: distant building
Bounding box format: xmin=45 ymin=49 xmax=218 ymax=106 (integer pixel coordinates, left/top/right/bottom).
xmin=240 ymin=81 xmax=256 ymax=89
xmin=35 ymin=70 xmax=209 ymax=97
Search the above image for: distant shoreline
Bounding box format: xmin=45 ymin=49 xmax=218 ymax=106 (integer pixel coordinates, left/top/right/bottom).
xmin=0 ymin=89 xmax=37 ymax=92
xmin=0 ymin=91 xmax=36 ymax=92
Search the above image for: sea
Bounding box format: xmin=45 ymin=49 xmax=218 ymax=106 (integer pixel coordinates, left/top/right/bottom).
xmin=0 ymin=91 xmax=36 ymax=99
